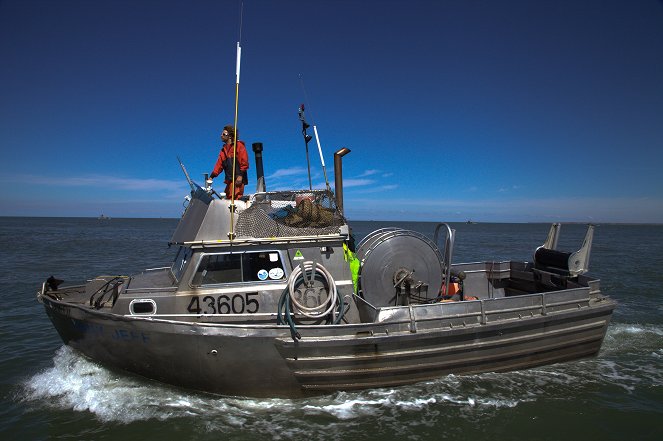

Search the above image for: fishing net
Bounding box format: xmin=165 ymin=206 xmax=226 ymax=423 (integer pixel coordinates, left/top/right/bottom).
xmin=235 ymin=190 xmax=347 ymax=238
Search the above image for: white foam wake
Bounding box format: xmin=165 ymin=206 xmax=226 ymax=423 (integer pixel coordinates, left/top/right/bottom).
xmin=20 ymin=327 xmax=663 ymax=433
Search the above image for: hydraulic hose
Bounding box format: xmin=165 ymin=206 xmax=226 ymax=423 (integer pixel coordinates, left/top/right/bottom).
xmin=288 ymin=261 xmax=338 ymax=319
xmin=277 ymin=261 xmax=344 ymax=340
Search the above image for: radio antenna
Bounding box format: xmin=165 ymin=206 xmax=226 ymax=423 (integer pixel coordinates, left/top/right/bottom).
xmin=298 ymin=75 xmax=331 ymax=192
xmin=229 ymin=1 xmax=244 ymax=240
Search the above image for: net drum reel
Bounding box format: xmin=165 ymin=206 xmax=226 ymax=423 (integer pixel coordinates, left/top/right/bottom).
xmin=355 ymin=228 xmax=445 ymax=307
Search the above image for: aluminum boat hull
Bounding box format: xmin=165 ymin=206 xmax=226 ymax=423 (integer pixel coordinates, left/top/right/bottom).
xmin=41 ymin=291 xmax=614 ymax=398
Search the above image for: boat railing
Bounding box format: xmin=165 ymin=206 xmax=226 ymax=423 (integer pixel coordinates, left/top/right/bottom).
xmin=88 ymin=276 xmax=129 ymax=309
xmin=373 ymin=287 xmax=593 ymax=328
xmin=479 ymin=288 xmax=591 ymax=322
xmin=37 ymin=282 xmax=86 ymax=303
xmin=184 ymin=232 xmax=349 ymax=247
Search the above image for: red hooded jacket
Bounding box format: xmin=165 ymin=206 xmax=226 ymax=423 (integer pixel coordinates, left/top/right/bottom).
xmin=210 ymin=141 xmax=249 ymax=183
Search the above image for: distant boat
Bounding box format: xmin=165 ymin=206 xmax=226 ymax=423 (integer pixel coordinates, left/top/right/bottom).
xmin=466 ymin=219 xmax=477 ymax=224
xmin=98 ymin=214 xmax=111 ymax=220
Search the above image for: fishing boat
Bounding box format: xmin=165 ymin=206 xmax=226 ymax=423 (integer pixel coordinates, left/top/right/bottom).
xmin=37 ymin=141 xmax=616 ymax=398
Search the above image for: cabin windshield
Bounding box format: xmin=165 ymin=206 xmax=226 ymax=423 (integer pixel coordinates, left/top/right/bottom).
xmin=191 ymin=251 xmax=286 ymax=286
xmin=171 ymin=246 xmax=193 ymax=281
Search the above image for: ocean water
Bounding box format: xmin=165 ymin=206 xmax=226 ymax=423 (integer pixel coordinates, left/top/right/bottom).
xmin=1 ymin=217 xmax=662 ymax=440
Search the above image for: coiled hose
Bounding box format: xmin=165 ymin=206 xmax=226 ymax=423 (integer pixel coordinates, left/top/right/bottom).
xmin=277 ymin=261 xmax=345 ymax=340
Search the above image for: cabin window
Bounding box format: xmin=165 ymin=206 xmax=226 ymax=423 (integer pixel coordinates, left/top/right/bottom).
xmin=192 ymin=251 xmax=286 ymax=286
xmin=242 ymin=252 xmax=286 ymax=282
xmin=192 ymin=254 xmax=242 ymax=285
xmin=171 ymin=246 xmax=192 ymax=281
xmin=130 ymin=299 xmax=157 ymax=315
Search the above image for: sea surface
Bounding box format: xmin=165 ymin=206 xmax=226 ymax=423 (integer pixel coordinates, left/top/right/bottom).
xmin=1 ymin=217 xmax=662 ymax=440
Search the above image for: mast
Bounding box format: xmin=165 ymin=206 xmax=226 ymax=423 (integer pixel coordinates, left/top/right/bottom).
xmin=229 ymin=3 xmax=244 ymax=240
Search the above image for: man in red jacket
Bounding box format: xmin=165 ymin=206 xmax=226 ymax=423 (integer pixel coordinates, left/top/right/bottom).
xmin=210 ymin=125 xmax=249 ymax=199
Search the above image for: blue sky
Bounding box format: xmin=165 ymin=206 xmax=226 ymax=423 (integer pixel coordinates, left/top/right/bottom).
xmin=1 ymin=0 xmax=662 ymax=222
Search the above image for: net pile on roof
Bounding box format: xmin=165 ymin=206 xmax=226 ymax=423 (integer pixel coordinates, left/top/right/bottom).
xmin=235 ymin=190 xmax=347 ymax=238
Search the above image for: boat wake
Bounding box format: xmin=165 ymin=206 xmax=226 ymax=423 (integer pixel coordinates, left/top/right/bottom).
xmin=596 ymin=322 xmax=663 ymax=392
xmin=20 ymin=322 xmax=662 ymax=435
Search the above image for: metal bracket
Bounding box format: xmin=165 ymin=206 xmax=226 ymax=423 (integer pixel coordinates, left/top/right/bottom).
xmin=408 ymin=305 xmax=417 ymax=333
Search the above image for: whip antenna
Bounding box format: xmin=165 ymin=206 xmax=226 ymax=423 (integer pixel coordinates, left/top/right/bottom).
xmin=298 ymin=75 xmax=331 ymax=192
xmin=229 ymin=2 xmax=244 ymax=240
xmin=313 ymin=125 xmax=331 ymax=192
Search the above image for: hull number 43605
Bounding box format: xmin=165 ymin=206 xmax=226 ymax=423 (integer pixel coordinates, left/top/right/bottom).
xmin=187 ymin=293 xmax=259 ymax=315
